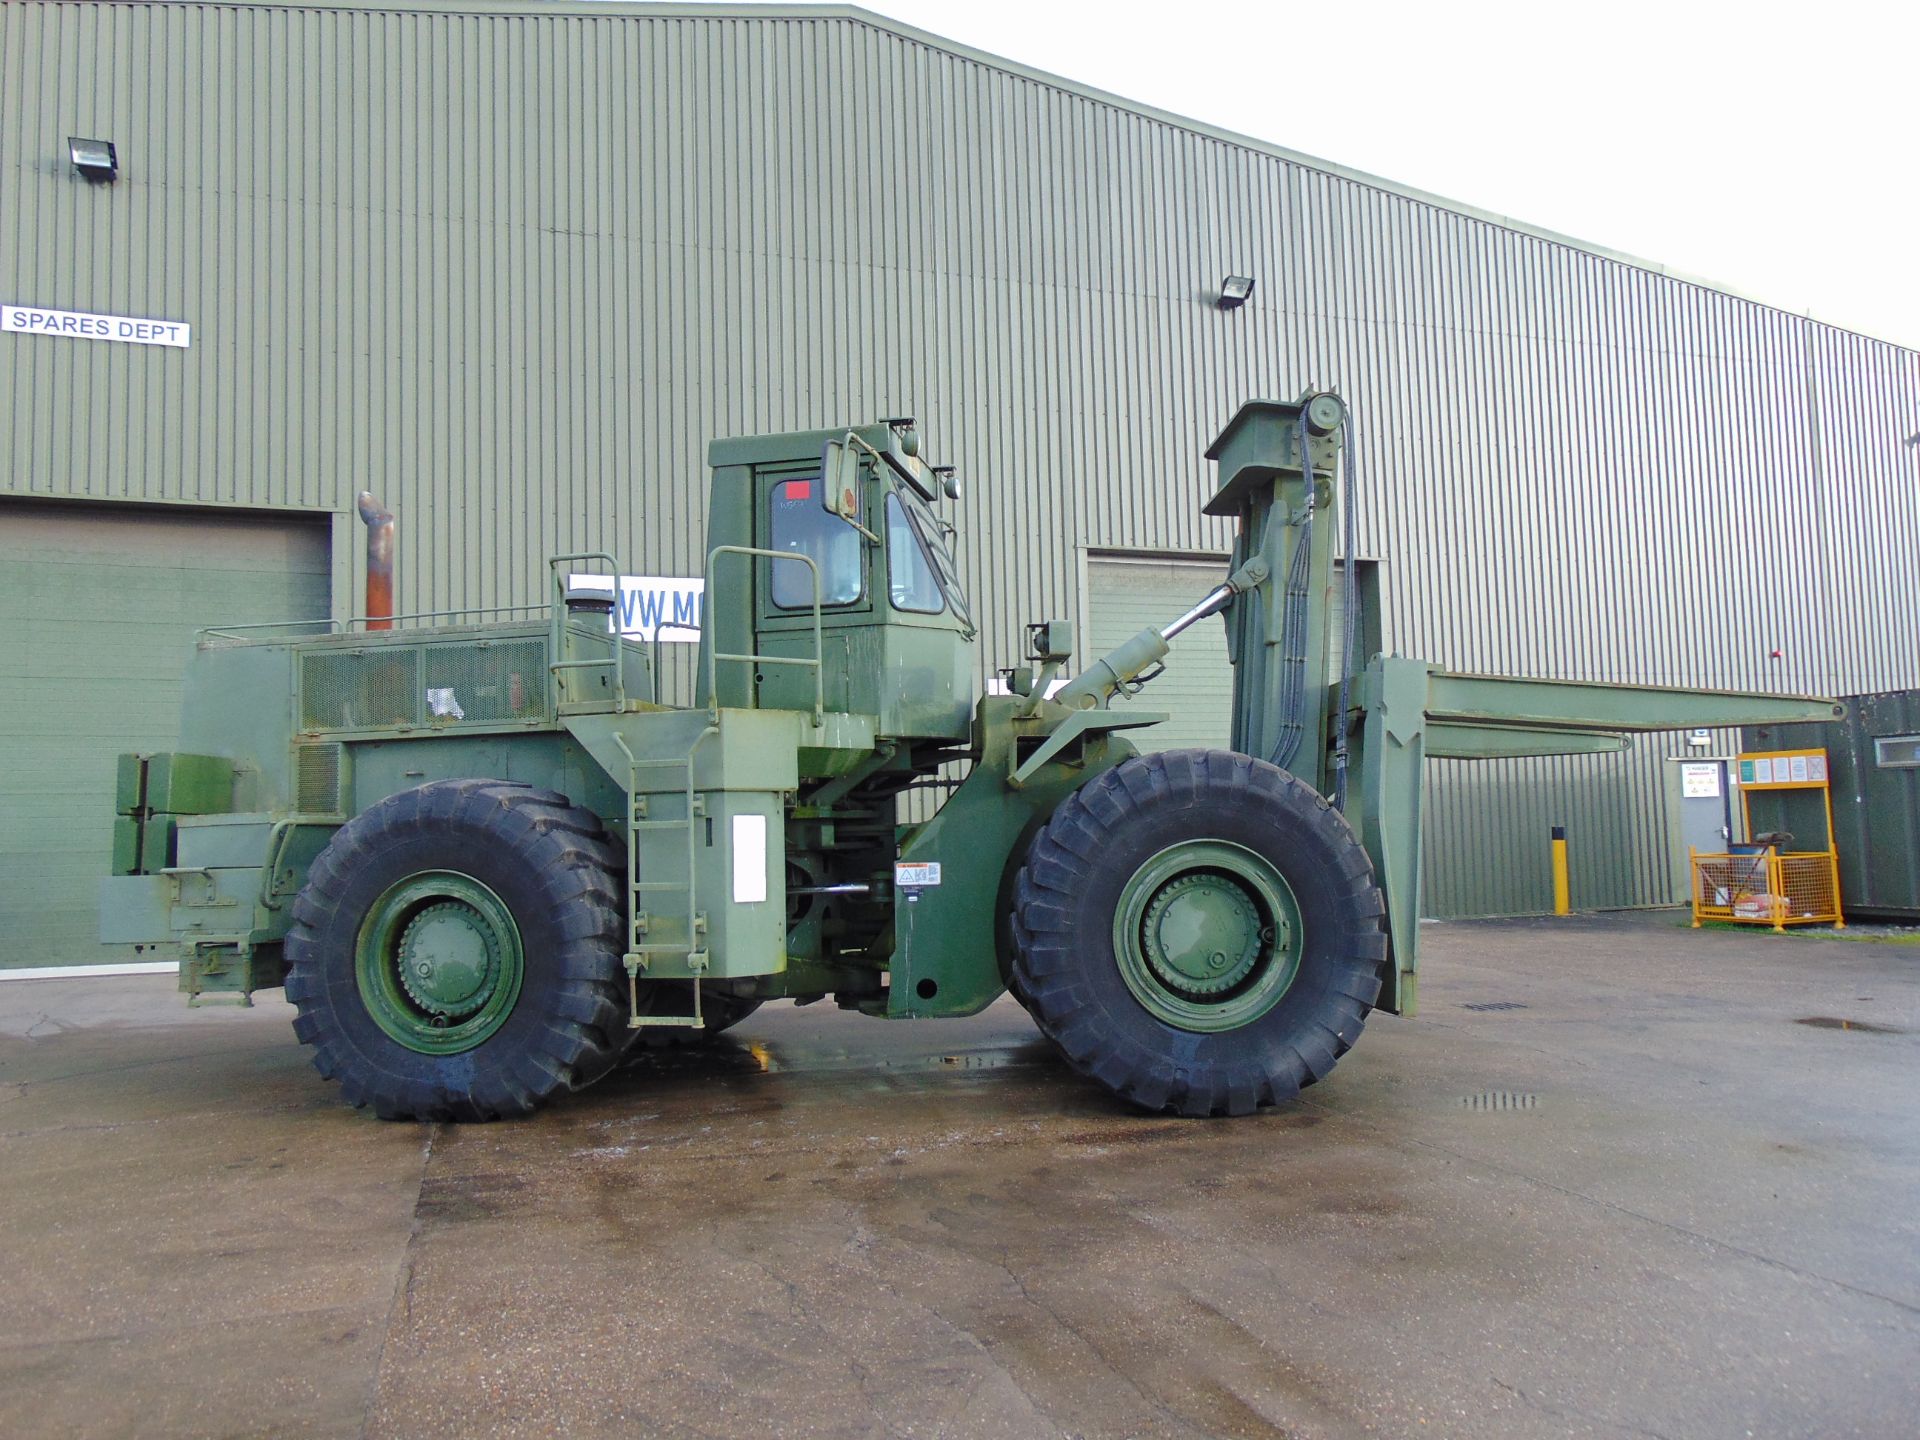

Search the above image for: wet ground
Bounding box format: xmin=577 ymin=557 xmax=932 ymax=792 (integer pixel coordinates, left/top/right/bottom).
xmin=2 ymin=911 xmax=1917 ymax=1439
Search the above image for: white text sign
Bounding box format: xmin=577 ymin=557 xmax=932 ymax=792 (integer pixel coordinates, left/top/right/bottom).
xmin=3 ymin=303 xmax=191 ymax=349
xmin=1681 ymin=762 xmax=1721 ymax=799
xmin=568 ymin=575 xmax=704 ymax=641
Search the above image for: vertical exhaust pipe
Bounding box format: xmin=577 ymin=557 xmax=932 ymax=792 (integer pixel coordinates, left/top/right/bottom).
xmin=356 ymin=491 xmax=395 ymax=630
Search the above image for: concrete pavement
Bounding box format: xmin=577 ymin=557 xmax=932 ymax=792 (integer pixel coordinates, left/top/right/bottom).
xmin=2 ymin=913 xmax=1916 ymax=1439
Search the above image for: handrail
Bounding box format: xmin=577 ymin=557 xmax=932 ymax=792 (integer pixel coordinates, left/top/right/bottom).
xmin=199 ymin=618 xmax=340 ymax=640
xmin=199 ymin=603 xmax=549 ymax=642
xmin=548 ymin=552 xmax=625 ymax=711
xmin=616 ymin=719 xmax=718 ymax=1030
xmin=651 ymin=619 xmax=703 ymax=710
xmin=704 ymin=545 xmax=825 ymax=727
xmin=608 ymin=730 xmax=644 ymax=962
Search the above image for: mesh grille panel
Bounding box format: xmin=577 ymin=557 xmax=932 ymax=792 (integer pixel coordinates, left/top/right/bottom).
xmin=301 ymin=649 xmax=422 ymax=731
xmin=422 ymin=640 xmax=549 ymax=725
xmin=1692 ymin=855 xmax=1769 ymax=910
xmin=1777 ymin=855 xmax=1840 ymax=920
xmin=295 ymin=743 xmax=344 ymax=813
xmin=1690 ymin=850 xmax=1841 ymax=925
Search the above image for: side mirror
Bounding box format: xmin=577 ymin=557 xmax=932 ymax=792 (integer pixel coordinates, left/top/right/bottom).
xmin=820 ymin=434 xmax=863 ymax=523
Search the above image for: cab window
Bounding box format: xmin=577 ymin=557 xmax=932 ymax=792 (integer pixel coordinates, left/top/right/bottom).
xmin=886 ymin=493 xmax=945 ymax=614
xmin=770 ymin=477 xmax=863 ymax=609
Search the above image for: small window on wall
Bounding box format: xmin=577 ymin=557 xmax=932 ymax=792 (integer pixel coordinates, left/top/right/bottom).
xmin=770 ymin=477 xmax=863 ymax=609
xmin=1875 ymin=735 xmax=1920 ymax=769
xmin=886 ymin=493 xmax=944 ymax=614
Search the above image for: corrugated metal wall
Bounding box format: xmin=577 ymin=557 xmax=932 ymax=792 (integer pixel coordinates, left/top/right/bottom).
xmin=4 ymin=0 xmax=1917 ymax=916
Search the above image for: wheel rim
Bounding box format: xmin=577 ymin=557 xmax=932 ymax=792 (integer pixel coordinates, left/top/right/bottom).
xmin=1112 ymin=840 xmax=1301 ymax=1032
xmin=354 ymin=871 xmax=525 ymax=1054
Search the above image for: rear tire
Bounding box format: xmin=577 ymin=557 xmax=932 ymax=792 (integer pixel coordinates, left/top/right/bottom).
xmin=1010 ymin=749 xmax=1386 ymax=1117
xmin=285 ymin=779 xmax=628 ymax=1121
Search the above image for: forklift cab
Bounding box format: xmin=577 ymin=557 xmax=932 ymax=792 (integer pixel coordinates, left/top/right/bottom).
xmin=699 ymin=420 xmax=976 ymax=741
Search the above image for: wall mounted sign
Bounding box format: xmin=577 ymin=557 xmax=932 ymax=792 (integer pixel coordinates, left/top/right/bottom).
xmin=2 ymin=302 xmax=191 ymax=349
xmin=1680 ymin=762 xmax=1721 ymax=799
xmin=1737 ymin=749 xmax=1827 ymax=788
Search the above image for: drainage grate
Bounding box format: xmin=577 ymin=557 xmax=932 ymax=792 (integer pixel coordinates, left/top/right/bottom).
xmin=1462 ymin=1092 xmax=1538 ymax=1111
xmin=1462 ymin=1002 xmax=1528 ymax=1012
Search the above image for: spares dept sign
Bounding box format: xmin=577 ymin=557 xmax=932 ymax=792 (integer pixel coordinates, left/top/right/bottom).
xmin=3 ymin=303 xmax=191 ymax=349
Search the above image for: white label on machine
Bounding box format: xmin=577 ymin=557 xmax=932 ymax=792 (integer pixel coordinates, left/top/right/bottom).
xmin=1789 ymin=755 xmax=1809 ymax=782
xmin=1808 ymin=753 xmax=1827 ymax=781
xmin=568 ymin=574 xmax=705 ymax=641
xmin=895 ymin=862 xmax=942 ymax=889
xmin=983 ymin=675 xmax=1069 ymax=699
xmin=1754 ymin=758 xmax=1773 ymax=784
xmin=731 ymin=815 xmax=768 ymax=903
xmin=1681 ymin=763 xmax=1720 ymax=799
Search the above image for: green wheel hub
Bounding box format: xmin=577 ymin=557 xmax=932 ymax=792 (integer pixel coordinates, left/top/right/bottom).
xmin=354 ymin=871 xmax=524 ymax=1054
xmin=1113 ymin=840 xmax=1301 ymax=1032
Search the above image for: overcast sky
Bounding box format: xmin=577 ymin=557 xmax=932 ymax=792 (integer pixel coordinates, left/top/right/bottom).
xmin=853 ymin=0 xmax=1919 ymax=351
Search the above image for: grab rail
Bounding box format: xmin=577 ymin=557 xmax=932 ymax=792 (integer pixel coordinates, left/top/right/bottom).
xmin=548 ymin=552 xmax=626 ymax=711
xmin=703 ymin=546 xmax=824 ymax=727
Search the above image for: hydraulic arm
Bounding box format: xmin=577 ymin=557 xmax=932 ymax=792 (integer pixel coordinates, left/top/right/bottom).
xmin=1058 ymin=394 xmax=1847 ymax=1016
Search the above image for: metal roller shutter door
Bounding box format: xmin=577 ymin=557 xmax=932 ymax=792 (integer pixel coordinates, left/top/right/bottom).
xmin=1085 ymin=555 xmax=1232 ymax=754
xmin=0 ymin=502 xmax=330 ymax=967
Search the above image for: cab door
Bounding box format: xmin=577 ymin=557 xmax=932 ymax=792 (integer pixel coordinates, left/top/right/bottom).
xmin=753 ymin=463 xmax=874 ymax=716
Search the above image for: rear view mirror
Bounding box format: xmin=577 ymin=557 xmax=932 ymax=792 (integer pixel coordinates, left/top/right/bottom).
xmin=820 ymin=434 xmax=863 ymax=523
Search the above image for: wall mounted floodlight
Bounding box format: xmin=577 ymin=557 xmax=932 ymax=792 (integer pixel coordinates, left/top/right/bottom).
xmin=1217 ymin=274 xmax=1255 ymax=310
xmin=68 ymin=137 xmax=119 ymax=182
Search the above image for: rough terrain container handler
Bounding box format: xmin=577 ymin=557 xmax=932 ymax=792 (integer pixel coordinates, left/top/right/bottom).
xmin=100 ymin=395 xmax=1845 ymax=1119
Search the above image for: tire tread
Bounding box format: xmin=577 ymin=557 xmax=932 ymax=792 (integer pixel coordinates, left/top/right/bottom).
xmin=1010 ymin=748 xmax=1387 ymax=1118
xmin=285 ymin=780 xmax=626 ymax=1122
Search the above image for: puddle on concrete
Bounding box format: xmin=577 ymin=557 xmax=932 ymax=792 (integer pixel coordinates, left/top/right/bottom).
xmin=1060 ymin=1122 xmax=1193 ymax=1148
xmin=934 ymin=1050 xmax=1033 ymax=1070
xmin=1795 ymin=1016 xmax=1908 ymax=1035
xmin=415 ymin=1171 xmax=530 ymax=1224
xmin=613 ymin=1038 xmax=1056 ymax=1083
xmin=616 ymin=1041 xmax=778 ymax=1079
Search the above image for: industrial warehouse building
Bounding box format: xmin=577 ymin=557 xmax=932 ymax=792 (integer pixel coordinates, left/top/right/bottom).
xmin=3 ymin=0 xmax=1917 ymax=965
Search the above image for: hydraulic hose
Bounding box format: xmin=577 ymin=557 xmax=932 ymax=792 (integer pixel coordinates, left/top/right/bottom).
xmin=1264 ymin=392 xmax=1359 ymax=811
xmin=1333 ymin=406 xmax=1359 ymax=813
xmin=1267 ymin=411 xmax=1319 ymax=771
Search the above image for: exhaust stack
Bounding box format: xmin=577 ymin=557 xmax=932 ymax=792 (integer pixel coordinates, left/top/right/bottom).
xmin=356 ymin=491 xmax=395 ymax=630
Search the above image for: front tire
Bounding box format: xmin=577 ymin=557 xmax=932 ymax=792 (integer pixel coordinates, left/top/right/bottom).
xmin=1010 ymin=749 xmax=1386 ymax=1117
xmin=285 ymin=779 xmax=628 ymax=1121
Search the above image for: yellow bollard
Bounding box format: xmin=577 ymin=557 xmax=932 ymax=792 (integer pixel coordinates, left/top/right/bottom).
xmin=1551 ymin=825 xmax=1571 ymax=916
xmin=1688 ymin=846 xmax=1702 ymax=927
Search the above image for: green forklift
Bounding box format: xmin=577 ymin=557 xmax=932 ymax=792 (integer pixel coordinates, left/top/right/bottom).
xmin=101 ymin=394 xmax=1843 ymax=1119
